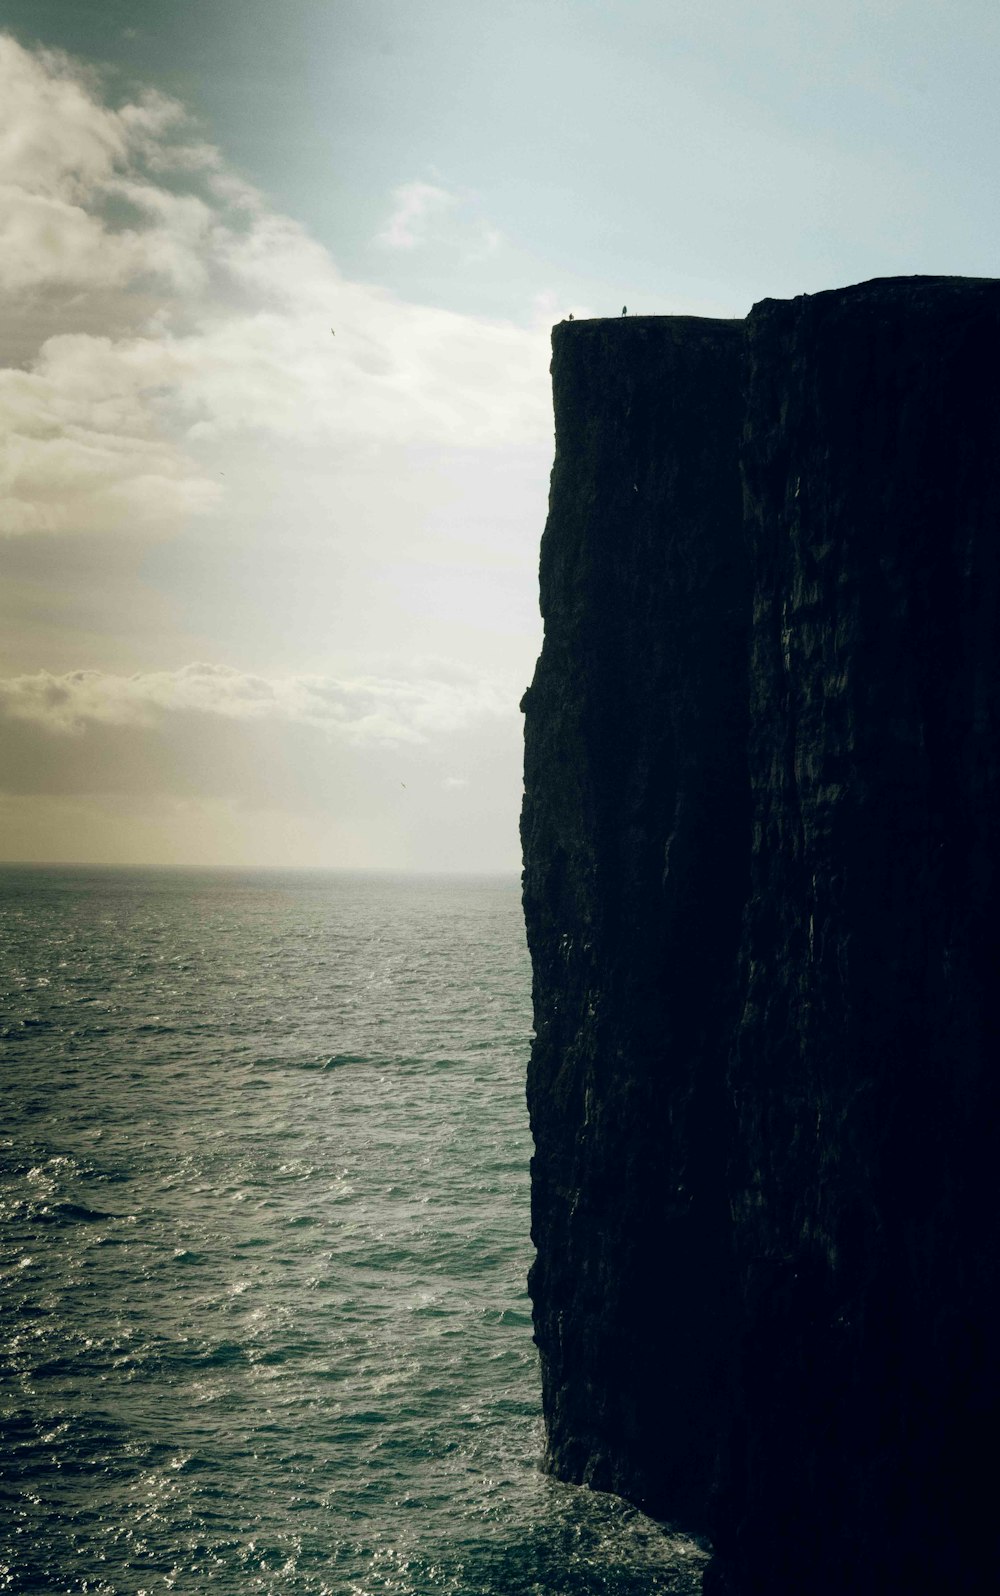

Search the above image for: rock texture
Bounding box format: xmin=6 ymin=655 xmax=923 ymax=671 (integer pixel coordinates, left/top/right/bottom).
xmin=521 ymin=314 xmax=748 ymax=1525
xmin=521 ymin=278 xmax=1000 ymax=1594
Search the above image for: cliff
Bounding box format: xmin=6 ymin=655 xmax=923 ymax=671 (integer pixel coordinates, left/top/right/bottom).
xmin=521 ymin=278 xmax=1000 ymax=1594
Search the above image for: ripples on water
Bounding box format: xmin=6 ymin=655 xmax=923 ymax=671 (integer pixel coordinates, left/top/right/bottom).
xmin=1 ymin=867 xmax=707 ymax=1594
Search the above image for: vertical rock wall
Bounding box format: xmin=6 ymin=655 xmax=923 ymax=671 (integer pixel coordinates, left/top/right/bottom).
xmin=716 ymin=276 xmax=1000 ymax=1595
xmin=522 ymin=278 xmax=1000 ymax=1592
xmin=521 ymin=315 xmax=747 ymax=1524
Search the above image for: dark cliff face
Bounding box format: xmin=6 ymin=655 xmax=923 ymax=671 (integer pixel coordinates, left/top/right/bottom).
xmin=521 ymin=279 xmax=1000 ymax=1593
xmin=521 ymin=315 xmax=748 ymax=1525
xmin=720 ymin=277 xmax=1000 ymax=1595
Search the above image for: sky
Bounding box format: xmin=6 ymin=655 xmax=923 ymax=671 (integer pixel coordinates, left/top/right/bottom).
xmin=3 ymin=1 xmax=1000 ymax=871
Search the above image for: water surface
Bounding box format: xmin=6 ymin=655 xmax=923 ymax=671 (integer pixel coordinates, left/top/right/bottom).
xmin=1 ymin=866 xmax=706 ymax=1594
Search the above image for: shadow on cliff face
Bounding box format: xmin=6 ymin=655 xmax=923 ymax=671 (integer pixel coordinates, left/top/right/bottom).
xmin=522 ymin=279 xmax=1000 ymax=1596
xmin=522 ymin=313 xmax=748 ymax=1534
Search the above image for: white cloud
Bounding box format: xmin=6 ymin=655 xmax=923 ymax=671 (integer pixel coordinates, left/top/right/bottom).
xmin=0 ymin=35 xmax=551 ymax=539
xmin=376 ymin=181 xmax=456 ymax=250
xmin=0 ymin=190 xmax=139 ymax=293
xmin=0 ymin=340 xmax=222 ymax=535
xmin=0 ymin=663 xmax=510 ymax=747
xmin=0 ymin=37 xmax=127 ymax=196
xmin=376 ymin=179 xmax=505 ymax=265
xmin=0 ymin=37 xmax=202 ymax=295
xmin=463 ymin=224 xmax=503 ymax=263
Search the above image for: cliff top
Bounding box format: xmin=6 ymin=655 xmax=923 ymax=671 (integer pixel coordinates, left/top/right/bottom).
xmin=558 ymin=273 xmax=1000 ymax=332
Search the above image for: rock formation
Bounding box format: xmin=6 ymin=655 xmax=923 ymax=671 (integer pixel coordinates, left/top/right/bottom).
xmin=521 ymin=278 xmax=1000 ymax=1595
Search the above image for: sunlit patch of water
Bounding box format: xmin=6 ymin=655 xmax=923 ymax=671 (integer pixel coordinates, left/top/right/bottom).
xmin=1 ymin=867 xmax=706 ymax=1594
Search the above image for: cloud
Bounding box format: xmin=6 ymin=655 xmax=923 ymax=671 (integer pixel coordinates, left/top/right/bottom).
xmin=376 ymin=179 xmax=505 ymax=265
xmin=376 ymin=181 xmax=457 ymax=250
xmin=0 ymin=35 xmax=208 ymax=294
xmin=0 ymin=661 xmax=525 ymax=871
xmin=0 ymin=35 xmax=551 ymax=539
xmin=0 ymin=36 xmax=538 ymax=872
xmin=0 ymin=37 xmax=125 ymax=196
xmin=0 ymin=342 xmax=222 ymax=535
xmin=0 ymin=662 xmax=510 ymax=747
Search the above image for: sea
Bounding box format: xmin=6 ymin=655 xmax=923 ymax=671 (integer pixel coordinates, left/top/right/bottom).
xmin=1 ymin=866 xmax=707 ymax=1595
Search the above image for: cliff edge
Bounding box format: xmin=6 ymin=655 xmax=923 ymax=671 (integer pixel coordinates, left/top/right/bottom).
xmin=521 ymin=278 xmax=1000 ymax=1594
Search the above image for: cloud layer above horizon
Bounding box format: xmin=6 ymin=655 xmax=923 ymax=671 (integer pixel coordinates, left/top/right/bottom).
xmin=0 ymin=32 xmax=550 ymax=868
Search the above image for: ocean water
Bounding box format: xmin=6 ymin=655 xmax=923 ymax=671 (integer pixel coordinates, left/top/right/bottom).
xmin=1 ymin=866 xmax=707 ymax=1595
